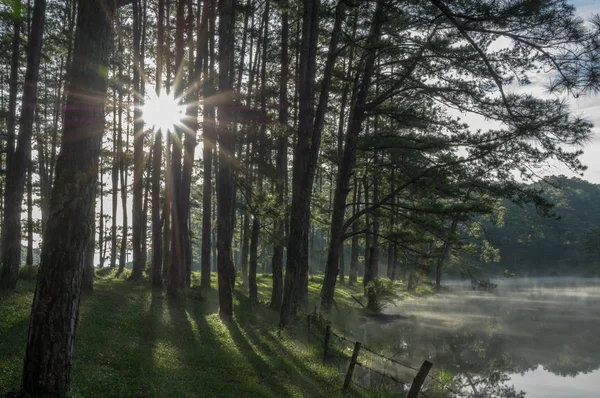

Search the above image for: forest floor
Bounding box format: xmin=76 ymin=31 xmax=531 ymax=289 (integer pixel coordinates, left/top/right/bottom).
xmin=0 ymin=270 xmax=433 ymax=397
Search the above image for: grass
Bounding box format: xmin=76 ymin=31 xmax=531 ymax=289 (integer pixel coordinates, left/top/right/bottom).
xmin=0 ymin=270 xmax=422 ymax=398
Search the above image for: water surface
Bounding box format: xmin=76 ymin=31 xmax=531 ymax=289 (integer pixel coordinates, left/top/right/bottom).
xmin=359 ymin=277 xmax=600 ymax=397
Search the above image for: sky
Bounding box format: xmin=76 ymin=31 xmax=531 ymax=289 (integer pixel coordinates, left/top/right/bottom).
xmin=504 ymin=0 xmax=600 ymax=184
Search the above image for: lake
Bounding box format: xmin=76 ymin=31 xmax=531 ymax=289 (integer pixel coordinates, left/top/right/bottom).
xmin=357 ymin=277 xmax=600 ymax=397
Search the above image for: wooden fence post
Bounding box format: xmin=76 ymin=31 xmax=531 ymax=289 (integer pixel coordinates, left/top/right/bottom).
xmin=322 ymin=325 xmax=331 ymax=363
xmin=342 ymin=342 xmax=361 ymax=390
xmin=407 ymin=360 xmax=433 ymax=398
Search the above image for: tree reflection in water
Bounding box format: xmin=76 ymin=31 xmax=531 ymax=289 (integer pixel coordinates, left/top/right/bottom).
xmin=356 ymin=279 xmax=600 ymax=398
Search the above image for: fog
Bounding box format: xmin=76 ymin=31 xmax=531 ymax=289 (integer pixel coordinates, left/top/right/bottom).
xmin=355 ymin=278 xmax=600 ymax=397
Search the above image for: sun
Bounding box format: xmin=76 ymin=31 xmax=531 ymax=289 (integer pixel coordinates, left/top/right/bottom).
xmin=142 ymin=90 xmax=186 ymax=133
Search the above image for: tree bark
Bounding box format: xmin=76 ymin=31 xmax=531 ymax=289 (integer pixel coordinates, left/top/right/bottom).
xmin=349 ymin=177 xmax=359 ymax=285
xmin=216 ymin=0 xmax=237 ymax=318
xmin=26 ymin=149 xmax=34 ymax=266
xmin=180 ymin=0 xmax=202 ymax=288
xmin=270 ymin=0 xmax=288 ymax=310
xmin=83 ymin=204 xmax=96 ymax=292
xmin=162 ymin=0 xmax=172 ymax=281
xmin=280 ymin=0 xmax=322 ymax=326
xmin=319 ymin=1 xmax=385 ymax=312
xmin=21 ymin=0 xmax=115 ymax=392
xmin=200 ymin=0 xmax=215 ymax=289
xmin=0 ymin=0 xmax=46 ymax=290
xmin=110 ymin=65 xmax=118 ymax=268
xmin=248 ymin=214 xmax=259 ymax=301
xmin=5 ymin=17 xmax=21 ymax=175
xmin=131 ymin=0 xmax=145 ymax=281
xmin=99 ymin=156 xmax=105 ymax=268
xmin=151 ymin=0 xmax=165 ymax=287
xmin=168 ymin=0 xmax=186 ymax=295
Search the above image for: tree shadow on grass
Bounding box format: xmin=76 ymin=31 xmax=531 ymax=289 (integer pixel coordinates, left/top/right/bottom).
xmin=131 ymin=288 xmax=163 ymax=396
xmin=223 ymin=318 xmax=296 ymax=398
xmin=165 ymin=294 xmax=272 ymax=397
xmin=228 ymin=291 xmax=350 ymax=397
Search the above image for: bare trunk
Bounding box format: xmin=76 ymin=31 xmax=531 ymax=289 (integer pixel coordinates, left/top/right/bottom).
xmin=99 ymin=158 xmax=104 ymax=268
xmin=270 ymin=2 xmax=289 ymax=306
xmin=200 ymin=0 xmax=215 ymax=289
xmin=5 ymin=18 xmax=21 ymax=173
xmin=110 ymin=68 xmax=118 ymax=269
xmin=21 ymin=0 xmax=115 ymax=392
xmin=216 ymin=0 xmax=237 ymax=318
xmin=349 ymin=178 xmax=359 ymax=285
xmin=26 ymin=150 xmax=34 ymax=266
xmin=151 ymin=0 xmax=165 ymax=287
xmin=168 ymin=0 xmax=186 ymax=296
xmin=83 ymin=203 xmax=96 ymax=292
xmin=131 ymin=0 xmax=144 ymax=281
xmin=248 ymin=215 xmax=259 ymax=301
xmin=181 ymin=0 xmax=203 ymax=288
xmin=280 ymin=0 xmax=321 ymax=326
xmin=240 ymin=203 xmax=250 ymax=285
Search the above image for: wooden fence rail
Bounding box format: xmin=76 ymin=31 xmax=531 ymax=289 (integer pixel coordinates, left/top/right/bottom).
xmin=308 ymin=315 xmax=434 ymax=396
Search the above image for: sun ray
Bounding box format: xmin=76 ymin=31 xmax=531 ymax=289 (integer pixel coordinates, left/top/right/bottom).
xmin=141 ymin=88 xmax=186 ymax=133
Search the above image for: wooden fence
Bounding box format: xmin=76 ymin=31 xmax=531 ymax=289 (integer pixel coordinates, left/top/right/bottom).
xmin=307 ymin=314 xmax=461 ymax=397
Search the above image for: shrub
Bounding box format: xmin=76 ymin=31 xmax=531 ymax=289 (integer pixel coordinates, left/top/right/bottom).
xmin=19 ymin=264 xmax=39 ymax=281
xmin=365 ymin=278 xmax=400 ymax=313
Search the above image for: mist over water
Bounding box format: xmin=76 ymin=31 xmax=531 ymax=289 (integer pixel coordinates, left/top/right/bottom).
xmin=359 ymin=278 xmax=600 ymax=397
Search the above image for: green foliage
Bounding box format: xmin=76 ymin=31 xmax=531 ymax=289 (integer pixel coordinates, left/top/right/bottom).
xmin=482 ymin=176 xmax=600 ymax=276
xmin=365 ymin=278 xmax=400 ymax=313
xmin=18 ymin=265 xmax=38 ymax=281
xmin=0 ymin=0 xmax=24 ymax=20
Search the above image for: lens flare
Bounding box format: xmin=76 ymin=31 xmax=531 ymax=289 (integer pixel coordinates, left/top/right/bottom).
xmin=142 ymin=90 xmax=185 ymax=133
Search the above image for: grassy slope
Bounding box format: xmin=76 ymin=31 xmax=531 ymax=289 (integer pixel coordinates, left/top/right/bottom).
xmin=0 ymin=271 xmax=404 ymax=398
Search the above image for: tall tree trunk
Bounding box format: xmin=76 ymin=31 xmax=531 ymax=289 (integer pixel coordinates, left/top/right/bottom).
xmin=26 ymin=149 xmax=34 ymax=266
xmin=131 ymin=0 xmax=145 ymax=281
xmin=240 ymin=201 xmax=250 ymax=285
xmin=386 ymin=179 xmax=396 ymax=280
xmin=162 ymin=134 xmax=171 ymax=280
xmin=319 ymin=1 xmax=385 ymax=312
xmin=216 ymin=0 xmax=236 ymax=318
xmin=151 ymin=0 xmax=165 ymax=287
xmin=181 ymin=0 xmax=203 ymax=287
xmin=349 ymin=177 xmax=359 ymax=285
xmin=280 ymin=0 xmax=323 ymax=326
xmin=270 ymin=0 xmax=288 ymax=310
xmin=117 ymin=73 xmax=128 ymax=275
xmin=21 ymin=0 xmax=116 ymax=392
xmin=110 ymin=52 xmax=118 ymax=270
xmin=162 ymin=0 xmax=173 ymax=281
xmin=249 ymin=0 xmax=269 ymax=302
xmin=248 ymin=214 xmax=259 ymax=301
xmin=99 ymin=158 xmax=105 ymax=268
xmin=200 ymin=0 xmax=215 ymax=289
xmin=168 ymin=0 xmax=186 ymax=296
xmin=83 ymin=203 xmax=96 ymax=292
xmin=366 ymin=152 xmax=380 ymax=310
xmin=141 ymin=147 xmax=151 ymax=271
xmin=6 ymin=17 xmax=21 ymax=174
xmin=0 ymin=0 xmax=46 ymax=290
